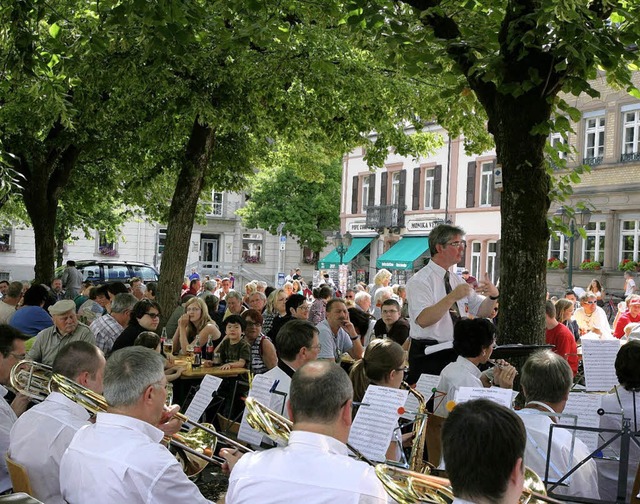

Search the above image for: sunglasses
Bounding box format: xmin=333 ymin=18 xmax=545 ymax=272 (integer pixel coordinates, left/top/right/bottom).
xmin=145 ymin=312 xmax=160 ymax=318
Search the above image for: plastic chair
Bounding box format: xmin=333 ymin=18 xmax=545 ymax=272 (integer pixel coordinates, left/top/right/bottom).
xmin=4 ymin=454 xmax=33 ymax=496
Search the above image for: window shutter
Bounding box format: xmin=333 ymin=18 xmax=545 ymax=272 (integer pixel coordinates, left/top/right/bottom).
xmin=433 ymin=164 xmax=442 ymax=209
xmin=491 ymin=160 xmax=501 ymax=207
xmin=368 ymin=174 xmax=376 ymax=208
xmin=351 ymin=176 xmax=359 ymax=214
xmin=412 ymin=167 xmax=421 ymax=210
xmin=466 ymin=161 xmax=476 ymax=208
xmin=380 ymin=172 xmax=388 ymax=205
xmin=398 ymin=170 xmax=406 ymax=210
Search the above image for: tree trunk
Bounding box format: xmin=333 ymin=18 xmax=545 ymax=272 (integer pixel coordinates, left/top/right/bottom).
xmin=20 ymin=142 xmax=79 ymax=285
xmin=157 ymin=118 xmax=215 ymax=323
xmin=484 ymin=92 xmax=553 ymax=346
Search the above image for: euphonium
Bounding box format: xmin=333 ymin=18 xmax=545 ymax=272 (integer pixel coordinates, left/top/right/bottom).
xmin=10 ymin=360 xmax=251 ymax=477
xmin=401 ymin=381 xmax=429 ymax=473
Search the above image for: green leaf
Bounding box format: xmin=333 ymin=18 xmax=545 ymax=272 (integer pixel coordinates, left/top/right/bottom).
xmin=49 ymin=23 xmax=61 ymax=39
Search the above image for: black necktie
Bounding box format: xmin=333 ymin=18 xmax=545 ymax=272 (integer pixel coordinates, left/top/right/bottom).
xmin=444 ymin=271 xmax=461 ymax=324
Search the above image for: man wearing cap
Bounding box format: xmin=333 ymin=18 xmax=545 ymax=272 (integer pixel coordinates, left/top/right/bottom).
xmin=27 ymin=300 xmax=95 ymax=367
xmin=613 ymin=294 xmax=640 ymax=338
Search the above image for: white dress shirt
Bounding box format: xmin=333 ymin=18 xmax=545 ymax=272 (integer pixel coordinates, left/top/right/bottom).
xmin=0 ymin=385 xmax=17 ymax=493
xmin=434 ymin=356 xmax=484 ymax=418
xmin=517 ymin=408 xmax=600 ymax=500
xmin=227 ymin=430 xmax=390 ymax=504
xmin=597 ymin=387 xmax=640 ymax=502
xmin=573 ymin=306 xmax=612 ymax=338
xmin=9 ymin=392 xmax=90 ymax=504
xmin=60 ymin=412 xmax=211 ymax=504
xmin=406 ymin=261 xmax=484 ymax=343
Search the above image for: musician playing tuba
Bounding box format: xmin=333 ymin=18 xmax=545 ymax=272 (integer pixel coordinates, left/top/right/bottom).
xmin=223 ymin=361 xmax=389 ymax=503
xmin=443 ymin=399 xmax=526 ymax=504
xmin=59 ymin=346 xmax=209 ymax=504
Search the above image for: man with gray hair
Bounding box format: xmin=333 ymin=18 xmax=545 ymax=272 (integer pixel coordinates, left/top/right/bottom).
xmin=248 ymin=291 xmax=267 ymax=313
xmin=0 ymin=281 xmax=23 ymax=324
xmin=10 ymin=341 xmax=106 ymax=504
xmin=90 ymin=293 xmax=137 ymax=354
xmin=60 ymin=347 xmax=210 ymax=503
xmin=405 ymin=224 xmax=499 ymax=383
xmin=28 ymin=299 xmax=95 ymax=367
xmin=198 ymin=280 xmax=217 ymax=298
xmin=574 ymin=291 xmax=611 ymax=338
xmin=224 ymin=361 xmax=388 ymax=503
xmin=517 ymin=350 xmax=599 ymax=500
xmin=354 ymin=290 xmax=372 ymax=313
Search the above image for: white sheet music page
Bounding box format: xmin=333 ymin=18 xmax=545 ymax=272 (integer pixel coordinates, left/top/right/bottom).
xmin=401 ymin=374 xmax=440 ymax=420
xmin=348 ymin=385 xmax=409 ymax=463
xmin=454 ymin=386 xmax=513 ymax=409
xmin=184 ymin=374 xmax=223 ymax=421
xmin=581 ymin=339 xmax=620 ymax=392
xmin=238 ymin=374 xmax=276 ymax=446
xmin=558 ymin=392 xmax=603 ymax=452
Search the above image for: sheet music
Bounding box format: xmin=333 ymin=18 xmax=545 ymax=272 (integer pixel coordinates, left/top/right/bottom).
xmin=582 ymin=339 xmax=620 ymax=392
xmin=184 ymin=375 xmax=223 ymax=421
xmin=558 ymin=392 xmax=603 ymax=452
xmin=402 ymin=374 xmax=440 ymax=420
xmin=348 ymin=385 xmax=408 ymax=462
xmin=238 ymin=374 xmax=276 ymax=446
xmin=454 ymin=386 xmax=513 ymax=409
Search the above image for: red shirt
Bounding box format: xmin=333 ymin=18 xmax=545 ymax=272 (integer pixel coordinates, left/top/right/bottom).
xmin=613 ymin=312 xmax=640 ymax=338
xmin=546 ymin=323 xmax=579 ymax=375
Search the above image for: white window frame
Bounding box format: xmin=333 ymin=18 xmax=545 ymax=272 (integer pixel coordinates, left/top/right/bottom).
xmin=622 ymin=109 xmax=640 ymax=156
xmin=487 ymin=241 xmax=497 ymax=283
xmin=206 ymin=190 xmax=224 ymax=217
xmin=361 ymin=176 xmax=370 ymax=212
xmin=479 ymin=162 xmax=493 ymax=207
xmin=550 ymin=132 xmax=566 ymax=160
xmin=242 ymin=232 xmax=264 ymax=263
xmin=582 ymin=221 xmax=606 ymax=263
xmin=620 ymin=220 xmax=640 ymax=262
xmin=548 ymin=233 xmax=568 ymax=262
xmin=0 ymin=227 xmax=12 ymax=253
xmin=424 ymin=168 xmax=435 ymax=209
xmin=391 ymin=172 xmax=401 ymax=205
xmin=157 ymin=228 xmax=167 ymax=257
xmin=97 ymin=231 xmax=118 ymax=257
xmin=583 ymin=113 xmax=606 ymax=160
xmin=470 ymin=241 xmax=482 ymax=279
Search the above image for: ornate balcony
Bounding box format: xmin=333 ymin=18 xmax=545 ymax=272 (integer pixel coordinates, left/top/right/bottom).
xmin=582 ymin=156 xmax=603 ymax=166
xmin=621 ymin=152 xmax=640 ymax=163
xmin=365 ymin=203 xmax=406 ymax=231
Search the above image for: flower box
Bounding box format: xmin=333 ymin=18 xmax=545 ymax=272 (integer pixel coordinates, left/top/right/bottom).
xmin=547 ymin=257 xmax=566 ymax=269
xmin=579 ymin=259 xmax=601 ymax=271
xmin=618 ymin=259 xmax=639 ymax=272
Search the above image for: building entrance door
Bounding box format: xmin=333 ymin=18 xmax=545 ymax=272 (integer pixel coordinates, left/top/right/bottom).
xmin=200 ymin=236 xmax=219 ymax=270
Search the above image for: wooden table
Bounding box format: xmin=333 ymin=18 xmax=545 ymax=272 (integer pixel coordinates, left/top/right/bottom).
xmin=180 ymin=366 xmax=248 ymax=380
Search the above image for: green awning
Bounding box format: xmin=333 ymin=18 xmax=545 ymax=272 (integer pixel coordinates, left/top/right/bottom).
xmin=318 ymin=237 xmax=375 ymax=269
xmin=376 ymin=236 xmax=429 ymax=270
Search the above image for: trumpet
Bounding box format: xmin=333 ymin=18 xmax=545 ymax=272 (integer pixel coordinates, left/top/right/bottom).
xmin=10 ymin=360 xmax=252 ymax=475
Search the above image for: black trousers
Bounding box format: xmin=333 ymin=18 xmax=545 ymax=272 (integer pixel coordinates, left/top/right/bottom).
xmin=406 ymin=338 xmax=457 ymax=385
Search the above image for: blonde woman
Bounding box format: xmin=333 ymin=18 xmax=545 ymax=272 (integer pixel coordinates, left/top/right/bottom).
xmin=370 ymin=269 xmax=392 ymax=304
xmin=262 ymin=288 xmax=287 ymax=336
xmin=172 ymin=297 xmax=221 ymax=354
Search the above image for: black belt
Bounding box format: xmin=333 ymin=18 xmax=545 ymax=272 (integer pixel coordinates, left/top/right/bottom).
xmin=410 ymin=338 xmax=441 ymax=348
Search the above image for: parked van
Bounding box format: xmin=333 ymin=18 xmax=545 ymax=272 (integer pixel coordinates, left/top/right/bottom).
xmin=54 ymin=260 xmax=159 ymax=284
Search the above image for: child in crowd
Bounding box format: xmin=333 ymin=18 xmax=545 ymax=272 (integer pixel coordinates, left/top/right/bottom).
xmin=208 ymin=314 xmax=251 ymax=370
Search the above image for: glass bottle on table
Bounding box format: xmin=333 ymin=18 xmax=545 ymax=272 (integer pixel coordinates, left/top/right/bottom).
xmin=193 ymin=341 xmax=202 ymax=368
xmin=205 ymin=335 xmax=214 ymax=361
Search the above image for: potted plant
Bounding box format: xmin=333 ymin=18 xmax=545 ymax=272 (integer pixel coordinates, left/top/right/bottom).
xmin=579 ymin=259 xmax=601 ymax=271
xmin=618 ymin=259 xmax=639 ymax=272
xmin=547 ymin=257 xmax=566 ymax=269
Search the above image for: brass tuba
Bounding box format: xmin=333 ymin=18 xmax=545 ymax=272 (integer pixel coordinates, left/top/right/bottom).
xmin=401 ymin=381 xmax=429 ymax=473
xmin=10 ymin=360 xmax=251 ymax=476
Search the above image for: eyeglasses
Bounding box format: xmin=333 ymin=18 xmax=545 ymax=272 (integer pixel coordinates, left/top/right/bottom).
xmin=10 ymin=352 xmax=26 ymax=360
xmin=395 ymin=366 xmax=409 ymax=373
xmin=445 ymin=241 xmax=466 ymax=248
xmin=582 ymin=301 xmax=597 ymax=305
xmin=308 ymin=344 xmax=322 ymax=351
xmin=245 ymin=322 xmax=262 ymax=327
xmin=296 ymin=305 xmax=310 ymax=312
xmin=186 ymin=307 xmax=201 ymax=312
xmin=145 ymin=312 xmax=160 ymax=319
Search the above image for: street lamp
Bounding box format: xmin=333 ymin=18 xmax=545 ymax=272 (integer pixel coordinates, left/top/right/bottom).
xmin=333 ymin=231 xmax=353 ymax=265
xmin=554 ymin=206 xmax=592 ymax=289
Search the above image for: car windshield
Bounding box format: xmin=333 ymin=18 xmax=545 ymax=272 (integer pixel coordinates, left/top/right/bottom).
xmin=131 ymin=265 xmax=158 ymax=281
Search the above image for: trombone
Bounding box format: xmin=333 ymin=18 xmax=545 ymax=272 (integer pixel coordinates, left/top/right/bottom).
xmin=244 ymin=396 xmax=561 ymax=504
xmin=10 ymin=360 xmax=252 ymax=474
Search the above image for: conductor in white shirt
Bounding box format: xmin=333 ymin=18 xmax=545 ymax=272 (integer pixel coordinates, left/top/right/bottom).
xmin=443 ymin=399 xmax=526 ymax=504
xmin=60 ymin=346 xmax=211 ymax=504
xmin=9 ymin=341 xmax=105 ymax=504
xmin=406 ymin=224 xmax=499 ymax=384
xmin=224 ymin=360 xmax=389 ymax=503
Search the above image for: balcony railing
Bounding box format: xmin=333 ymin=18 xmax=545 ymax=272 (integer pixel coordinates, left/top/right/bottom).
xmin=582 ymin=156 xmax=603 ymax=166
xmin=621 ymin=152 xmax=640 ymax=163
xmin=365 ymin=203 xmax=406 ymax=230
